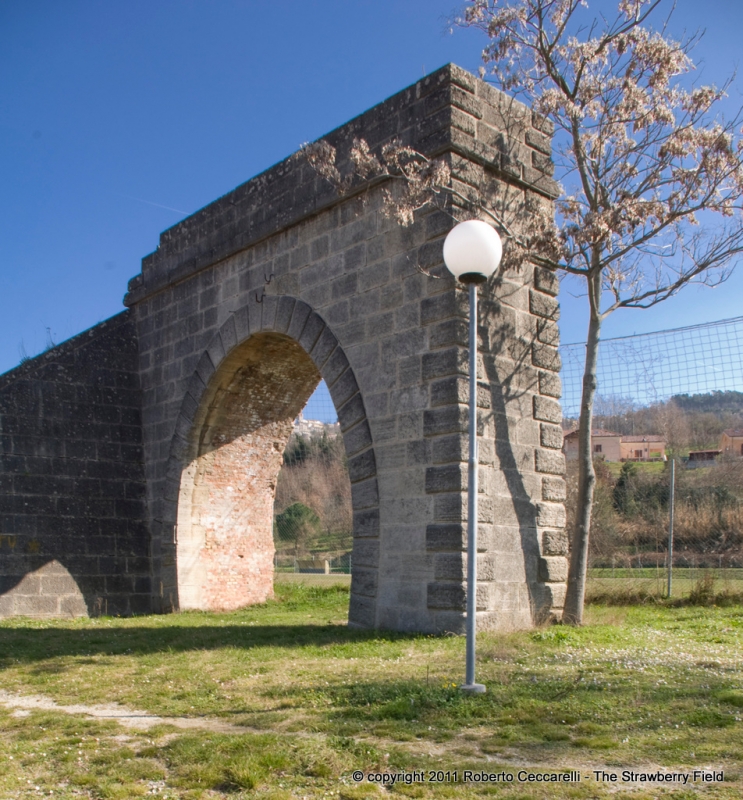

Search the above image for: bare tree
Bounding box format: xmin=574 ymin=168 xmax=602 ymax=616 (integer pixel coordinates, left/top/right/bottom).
xmin=302 ymin=0 xmax=743 ymax=623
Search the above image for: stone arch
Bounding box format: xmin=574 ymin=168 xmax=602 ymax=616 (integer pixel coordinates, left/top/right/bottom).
xmin=162 ymin=295 xmax=379 ymax=625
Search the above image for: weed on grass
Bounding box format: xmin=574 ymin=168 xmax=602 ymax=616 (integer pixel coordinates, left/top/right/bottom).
xmin=0 ymin=584 xmax=741 ymax=798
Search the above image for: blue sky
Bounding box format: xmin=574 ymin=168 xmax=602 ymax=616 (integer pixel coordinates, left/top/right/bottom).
xmin=2 ymin=0 xmax=743 ymax=380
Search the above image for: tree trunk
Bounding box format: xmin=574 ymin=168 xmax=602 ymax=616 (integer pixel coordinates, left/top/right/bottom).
xmin=563 ymin=269 xmax=603 ymax=625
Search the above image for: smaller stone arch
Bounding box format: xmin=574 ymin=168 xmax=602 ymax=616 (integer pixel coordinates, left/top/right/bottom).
xmin=160 ymin=295 xmax=379 ymax=626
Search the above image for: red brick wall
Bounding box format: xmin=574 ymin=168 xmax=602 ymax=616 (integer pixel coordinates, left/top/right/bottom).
xmin=177 ymin=333 xmax=320 ymax=611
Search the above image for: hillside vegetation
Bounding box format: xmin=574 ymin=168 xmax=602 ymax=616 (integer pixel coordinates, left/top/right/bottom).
xmin=273 ymin=432 xmax=352 ymax=564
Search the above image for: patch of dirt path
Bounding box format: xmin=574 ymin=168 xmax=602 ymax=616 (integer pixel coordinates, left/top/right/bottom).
xmin=0 ymin=689 xmax=246 ymax=733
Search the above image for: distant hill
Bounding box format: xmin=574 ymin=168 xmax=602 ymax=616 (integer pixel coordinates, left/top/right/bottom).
xmin=670 ymin=390 xmax=743 ymax=414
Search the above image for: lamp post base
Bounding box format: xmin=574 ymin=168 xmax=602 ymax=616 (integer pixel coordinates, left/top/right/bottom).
xmin=459 ymin=683 xmax=486 ymax=695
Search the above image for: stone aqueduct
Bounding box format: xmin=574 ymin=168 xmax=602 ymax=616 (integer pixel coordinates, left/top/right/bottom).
xmin=0 ymin=65 xmax=568 ymax=631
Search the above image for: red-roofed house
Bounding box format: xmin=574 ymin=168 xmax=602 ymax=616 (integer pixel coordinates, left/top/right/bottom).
xmin=620 ymin=435 xmax=666 ymax=462
xmin=563 ymin=429 xmax=622 ymax=461
xmin=720 ymin=429 xmax=743 ymax=457
xmin=563 ymin=430 xmax=667 ymax=462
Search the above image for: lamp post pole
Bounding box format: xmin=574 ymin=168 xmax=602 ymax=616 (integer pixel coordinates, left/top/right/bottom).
xmin=442 ymin=220 xmax=502 ymax=696
xmin=464 ymin=280 xmax=482 ymax=692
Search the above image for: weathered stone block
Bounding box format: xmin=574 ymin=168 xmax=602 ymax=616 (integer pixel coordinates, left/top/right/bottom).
xmin=431 ymin=434 xmax=467 ymax=464
xmin=298 ymin=312 xmax=326 ymax=353
xmin=541 ymin=528 xmax=569 ymax=556
xmin=60 ymin=596 xmax=88 ymax=616
xmin=535 ymin=448 xmax=566 ymax=475
xmin=423 ymin=406 xmax=467 ymax=437
xmin=354 ymin=508 xmax=380 ymax=538
xmin=427 ymin=581 xmax=466 ymax=610
xmin=430 ymin=376 xmax=490 ymax=409
xmin=434 ymin=552 xmax=466 ymax=580
xmin=429 ymin=319 xmax=469 ymax=350
xmin=348 ymin=449 xmax=377 ymax=484
xmin=349 ymin=593 xmax=377 ymax=628
xmin=351 ymin=478 xmax=379 ymax=510
xmin=274 ymin=296 xmax=296 ymax=333
xmin=351 ymin=568 xmax=378 ymax=598
xmin=310 ymin=326 xmax=339 ymax=369
xmin=540 ymin=423 xmax=563 ymax=450
xmin=389 ymin=386 xmax=429 ymax=413
xmin=426 ymin=523 xmax=465 ymax=551
xmin=529 ymin=289 xmax=559 ymax=320
xmin=533 ymin=395 xmax=562 ymax=423
xmin=343 ymin=420 xmax=373 ymax=457
xmin=536 ymin=502 xmax=566 ymax=529
xmin=539 ymin=556 xmax=568 ymax=583
xmin=420 ymin=291 xmax=468 ymax=326
xmin=425 ymin=464 xmax=467 ymax=494
xmin=537 ymin=319 xmax=560 ymax=346
xmin=538 ymin=371 xmax=562 ymax=398
xmin=525 ymin=128 xmax=551 ymax=156
xmin=286 ymin=300 xmax=312 ymax=341
xmin=532 ymin=150 xmax=554 ymax=176
xmin=477 ymin=554 xmax=498 ymax=582
xmin=353 ymin=539 xmax=380 ymax=568
xmin=338 ymin=393 xmax=366 ymax=432
xmin=260 ymin=295 xmax=279 ymax=331
xmin=422 ymin=348 xmax=468 ymax=381
xmin=532 ymin=343 xmax=561 ymax=372
xmin=328 ymin=368 xmax=360 ymax=409
xmin=542 ymin=476 xmax=566 ymax=502
xmin=322 ymin=346 xmax=351 ymax=387
xmin=543 ymin=582 xmax=566 ymax=608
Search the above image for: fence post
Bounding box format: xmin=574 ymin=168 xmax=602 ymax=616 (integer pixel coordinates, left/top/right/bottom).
xmin=667 ymin=458 xmax=675 ymax=598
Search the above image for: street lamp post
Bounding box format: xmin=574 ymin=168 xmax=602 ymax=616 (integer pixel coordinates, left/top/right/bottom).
xmin=442 ymin=220 xmax=503 ymax=695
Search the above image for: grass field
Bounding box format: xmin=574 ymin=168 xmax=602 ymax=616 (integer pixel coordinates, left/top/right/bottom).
xmin=1 ymin=584 xmax=742 ymax=799
xmin=586 ymin=568 xmax=743 ymax=605
xmin=604 ymin=460 xmax=668 ymax=477
xmin=276 ymin=569 xmax=743 ymax=602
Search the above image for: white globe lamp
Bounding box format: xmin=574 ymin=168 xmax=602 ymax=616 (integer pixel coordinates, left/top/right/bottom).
xmin=443 ymin=219 xmax=502 ymax=284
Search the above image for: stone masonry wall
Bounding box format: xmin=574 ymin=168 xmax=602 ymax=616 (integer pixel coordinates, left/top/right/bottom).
xmin=420 ymin=263 xmax=567 ymax=628
xmin=0 ymin=312 xmax=149 ymax=617
xmin=125 ymin=63 xmax=566 ymax=631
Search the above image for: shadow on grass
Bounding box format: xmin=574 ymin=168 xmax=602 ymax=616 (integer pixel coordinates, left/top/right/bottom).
xmin=0 ymin=623 xmax=420 ymax=668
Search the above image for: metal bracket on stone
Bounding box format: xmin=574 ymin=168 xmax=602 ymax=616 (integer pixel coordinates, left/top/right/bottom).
xmin=255 ymin=272 xmax=275 ymax=303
